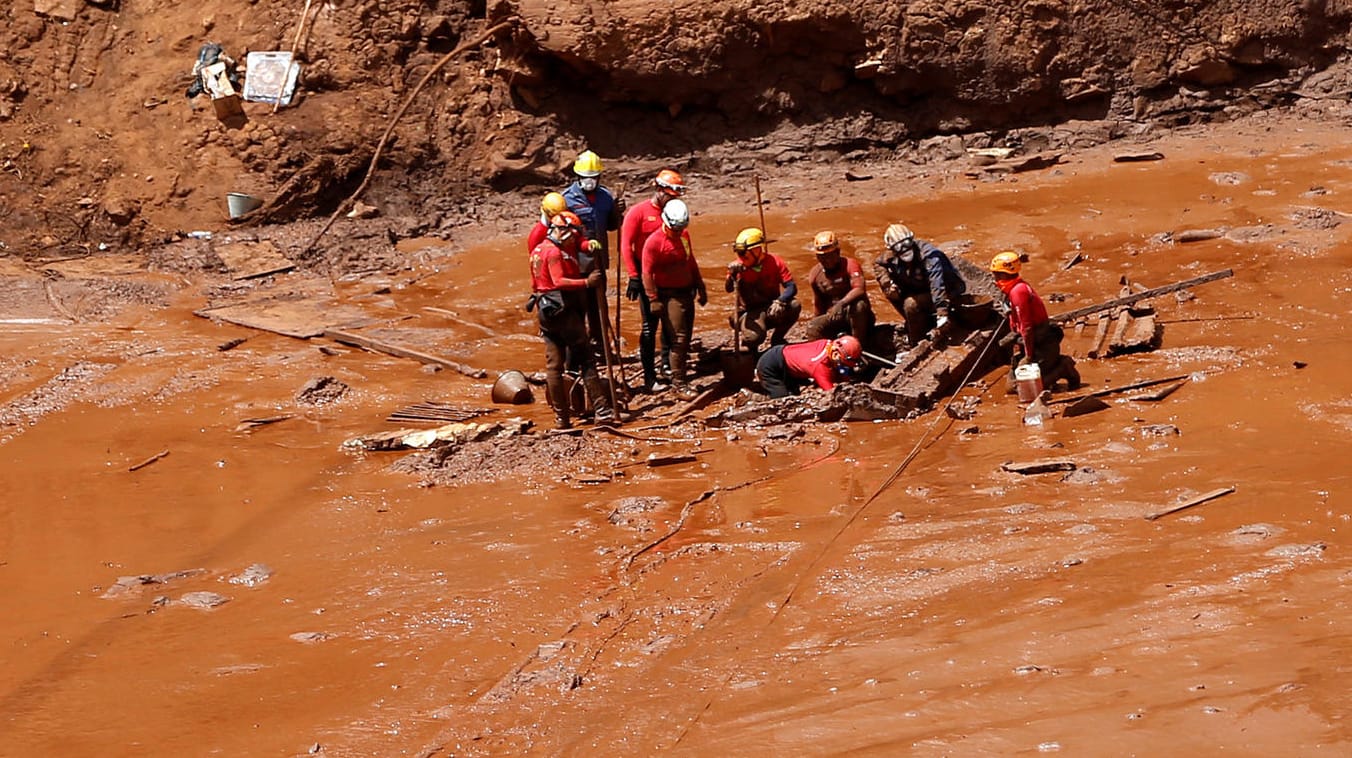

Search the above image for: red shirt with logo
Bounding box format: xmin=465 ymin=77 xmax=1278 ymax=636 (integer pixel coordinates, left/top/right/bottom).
xmin=620 ymin=198 xmax=665 ymax=279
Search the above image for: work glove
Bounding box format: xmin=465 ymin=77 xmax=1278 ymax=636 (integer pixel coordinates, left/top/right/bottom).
xmin=767 ymin=300 xmax=786 ymax=319
xmin=827 ymin=303 xmax=843 ymax=320
xmin=586 ymin=239 xmax=602 ymax=254
xmin=727 ymin=260 xmax=745 ymax=275
xmin=626 ymin=277 xmax=643 ymax=301
xmin=696 ymin=288 xmax=708 ymax=307
xmin=934 ymin=311 xmax=950 ymax=331
xmin=586 ymin=270 xmax=604 ymax=289
xmin=614 ymin=197 xmax=627 ymax=217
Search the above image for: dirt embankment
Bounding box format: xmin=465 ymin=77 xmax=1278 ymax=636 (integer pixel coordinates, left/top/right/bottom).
xmin=1 ymin=0 xmax=1351 ymax=259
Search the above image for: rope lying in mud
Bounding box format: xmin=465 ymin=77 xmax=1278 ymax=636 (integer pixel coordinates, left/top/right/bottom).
xmin=298 ymin=19 xmax=517 ymax=257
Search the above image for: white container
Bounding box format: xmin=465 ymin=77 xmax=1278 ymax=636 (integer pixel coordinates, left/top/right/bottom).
xmin=226 ymin=192 xmax=263 ymax=218
xmin=1014 ymin=362 xmax=1043 ymax=404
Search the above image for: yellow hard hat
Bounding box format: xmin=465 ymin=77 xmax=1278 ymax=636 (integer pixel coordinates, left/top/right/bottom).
xmin=990 ymin=251 xmax=1022 ymax=274
xmin=541 ymin=191 xmax=568 ymax=217
xmin=573 ymin=150 xmax=603 ymax=177
xmin=733 ymin=227 xmax=765 ymax=253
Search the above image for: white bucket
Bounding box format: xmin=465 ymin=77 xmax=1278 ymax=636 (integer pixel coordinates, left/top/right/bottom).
xmin=1014 ymin=362 xmax=1043 ymax=404
xmin=226 ymin=192 xmax=263 ymax=218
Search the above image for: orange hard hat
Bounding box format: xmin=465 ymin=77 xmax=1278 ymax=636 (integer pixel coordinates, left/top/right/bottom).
xmin=655 ymin=169 xmax=687 ymax=196
xmin=813 ymin=230 xmax=840 ymax=254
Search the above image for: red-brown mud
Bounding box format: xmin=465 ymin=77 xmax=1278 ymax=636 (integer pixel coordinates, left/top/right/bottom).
xmin=2 ymin=113 xmax=1351 ymax=756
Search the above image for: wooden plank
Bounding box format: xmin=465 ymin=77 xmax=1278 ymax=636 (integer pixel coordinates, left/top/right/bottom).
xmin=1086 ymin=314 xmax=1111 ymax=358
xmin=1050 ymin=373 xmax=1191 ymax=405
xmin=1145 ymin=486 xmax=1236 ymax=521
xmin=1001 ymin=458 xmax=1077 ymax=475
xmin=214 ymin=241 xmax=295 ymax=280
xmin=324 ymin=328 xmax=488 ymax=379
xmin=196 ymin=298 xmax=370 ymax=339
xmin=1050 ymin=269 xmax=1233 ymax=325
xmin=1127 ymin=379 xmax=1187 ymax=402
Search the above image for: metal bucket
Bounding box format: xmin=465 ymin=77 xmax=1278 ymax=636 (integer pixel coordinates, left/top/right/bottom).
xmin=226 ymin=192 xmax=263 ymax=219
xmin=491 ymin=370 xmax=534 ymax=404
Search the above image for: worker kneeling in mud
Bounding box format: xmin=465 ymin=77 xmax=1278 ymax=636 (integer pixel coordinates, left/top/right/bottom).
xmin=755 ymin=335 xmax=863 ymax=399
xmin=873 ymin=223 xmax=968 ymax=347
xmin=528 ymin=213 xmax=614 ymax=429
xmin=990 ymin=252 xmax=1082 ymax=392
xmin=726 ymin=227 xmax=801 ymax=350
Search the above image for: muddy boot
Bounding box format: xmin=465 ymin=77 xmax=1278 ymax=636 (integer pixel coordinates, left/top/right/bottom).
xmin=553 ymin=409 xmax=572 ymax=430
xmin=1052 ymin=355 xmax=1082 ymax=390
xmin=583 ymin=373 xmax=615 ymax=425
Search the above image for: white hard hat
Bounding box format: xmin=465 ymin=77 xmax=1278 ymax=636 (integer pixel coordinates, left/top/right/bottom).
xmin=662 ymin=199 xmax=690 ymax=230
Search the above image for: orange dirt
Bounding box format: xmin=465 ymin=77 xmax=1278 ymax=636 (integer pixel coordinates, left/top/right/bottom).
xmin=2 ymin=110 xmax=1350 ymax=755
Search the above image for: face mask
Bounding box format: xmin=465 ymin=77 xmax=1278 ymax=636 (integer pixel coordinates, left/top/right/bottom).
xmin=580 ymin=178 xmax=598 ymax=192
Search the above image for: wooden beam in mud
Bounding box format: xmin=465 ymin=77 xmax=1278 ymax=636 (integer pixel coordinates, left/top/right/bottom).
xmin=1145 ymin=486 xmax=1236 ymax=521
xmin=323 ymin=329 xmax=488 ymax=379
xmin=1050 ymin=269 xmax=1234 ymax=325
xmin=1049 ymin=373 xmax=1191 ymax=405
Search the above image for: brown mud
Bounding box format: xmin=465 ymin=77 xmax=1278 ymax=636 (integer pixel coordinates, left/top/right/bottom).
xmin=2 ymin=110 xmax=1350 ymax=755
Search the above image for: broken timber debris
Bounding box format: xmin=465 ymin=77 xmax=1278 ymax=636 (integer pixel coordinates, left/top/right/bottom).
xmin=385 ymin=401 xmax=489 ymax=425
xmin=128 ymin=449 xmax=170 ymax=472
xmin=1049 ymin=269 xmax=1234 ymax=325
xmin=1001 ymin=458 xmax=1077 ymax=475
xmin=324 ymin=328 xmax=489 ymax=379
xmin=1145 ymin=486 xmax=1236 ymax=521
xmin=1127 ymin=379 xmax=1188 ymax=402
xmin=1050 ymin=374 xmax=1190 ymax=405
xmin=342 ymin=418 xmax=529 ymax=452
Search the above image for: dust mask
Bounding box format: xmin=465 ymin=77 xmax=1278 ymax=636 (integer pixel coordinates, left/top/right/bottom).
xmin=580 ymin=177 xmax=599 ymax=192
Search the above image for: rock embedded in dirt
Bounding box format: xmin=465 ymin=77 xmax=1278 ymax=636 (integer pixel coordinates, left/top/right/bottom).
xmin=228 ymin=563 xmax=274 ymax=588
xmin=296 ymin=376 xmax=348 ymax=405
xmin=178 ymin=591 xmax=230 ymax=610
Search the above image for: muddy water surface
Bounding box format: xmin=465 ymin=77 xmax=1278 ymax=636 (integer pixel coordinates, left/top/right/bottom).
xmin=2 ymin=115 xmax=1351 ymax=756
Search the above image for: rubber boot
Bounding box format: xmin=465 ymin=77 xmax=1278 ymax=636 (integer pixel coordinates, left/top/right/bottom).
xmin=546 ymin=374 xmax=571 ymax=429
xmin=583 ymin=372 xmax=614 ymax=424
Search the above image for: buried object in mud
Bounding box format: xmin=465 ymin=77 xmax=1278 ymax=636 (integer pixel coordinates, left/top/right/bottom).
xmin=324 ymin=328 xmax=488 ymax=379
xmin=1001 ymin=458 xmax=1077 ymax=475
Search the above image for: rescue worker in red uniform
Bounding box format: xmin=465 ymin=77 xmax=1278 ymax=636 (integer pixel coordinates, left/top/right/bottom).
xmin=621 ymin=169 xmax=686 ymax=390
xmin=640 ymin=198 xmax=707 ymax=397
xmin=755 ymin=335 xmax=863 ymax=398
xmin=803 ymin=230 xmax=874 ymax=342
xmin=525 ymin=192 xmax=571 ymax=253
xmin=725 ymin=227 xmax=801 ymax=350
xmin=991 ymin=251 xmax=1081 ymax=391
xmin=528 ymin=213 xmax=613 ymax=429
xmin=562 ymin=151 xmax=623 ymax=363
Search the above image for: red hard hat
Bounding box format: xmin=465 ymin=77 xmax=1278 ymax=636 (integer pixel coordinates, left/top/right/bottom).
xmin=831 ymin=335 xmax=863 ymax=368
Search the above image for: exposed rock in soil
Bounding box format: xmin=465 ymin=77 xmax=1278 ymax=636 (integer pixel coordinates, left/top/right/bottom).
xmin=296 ymin=376 xmax=348 ymax=405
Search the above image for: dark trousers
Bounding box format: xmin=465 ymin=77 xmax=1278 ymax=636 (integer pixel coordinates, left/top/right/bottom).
xmin=638 ymin=292 xmax=673 ymax=385
xmin=803 ymin=298 xmax=875 ymax=342
xmin=655 ymin=288 xmax=696 ymax=387
xmin=738 ymin=299 xmax=802 ymax=349
xmin=541 ymin=306 xmax=607 ymax=421
xmin=755 ymin=344 xmax=802 ymax=399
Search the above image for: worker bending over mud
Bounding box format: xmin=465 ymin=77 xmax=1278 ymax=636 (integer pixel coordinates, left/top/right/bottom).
xmin=725 ymin=227 xmax=801 ymax=351
xmin=755 ymin=335 xmax=863 ymax=398
xmin=803 ymin=231 xmax=874 ymax=343
xmin=873 ymin=223 xmax=968 ymax=347
xmin=991 ymin=252 xmax=1082 ymax=392
xmin=641 ymin=199 xmax=707 ymax=398
xmin=528 ymin=213 xmax=614 ymax=429
xmin=562 ymin=151 xmax=622 ymax=361
xmin=622 ymin=169 xmax=687 ymax=391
